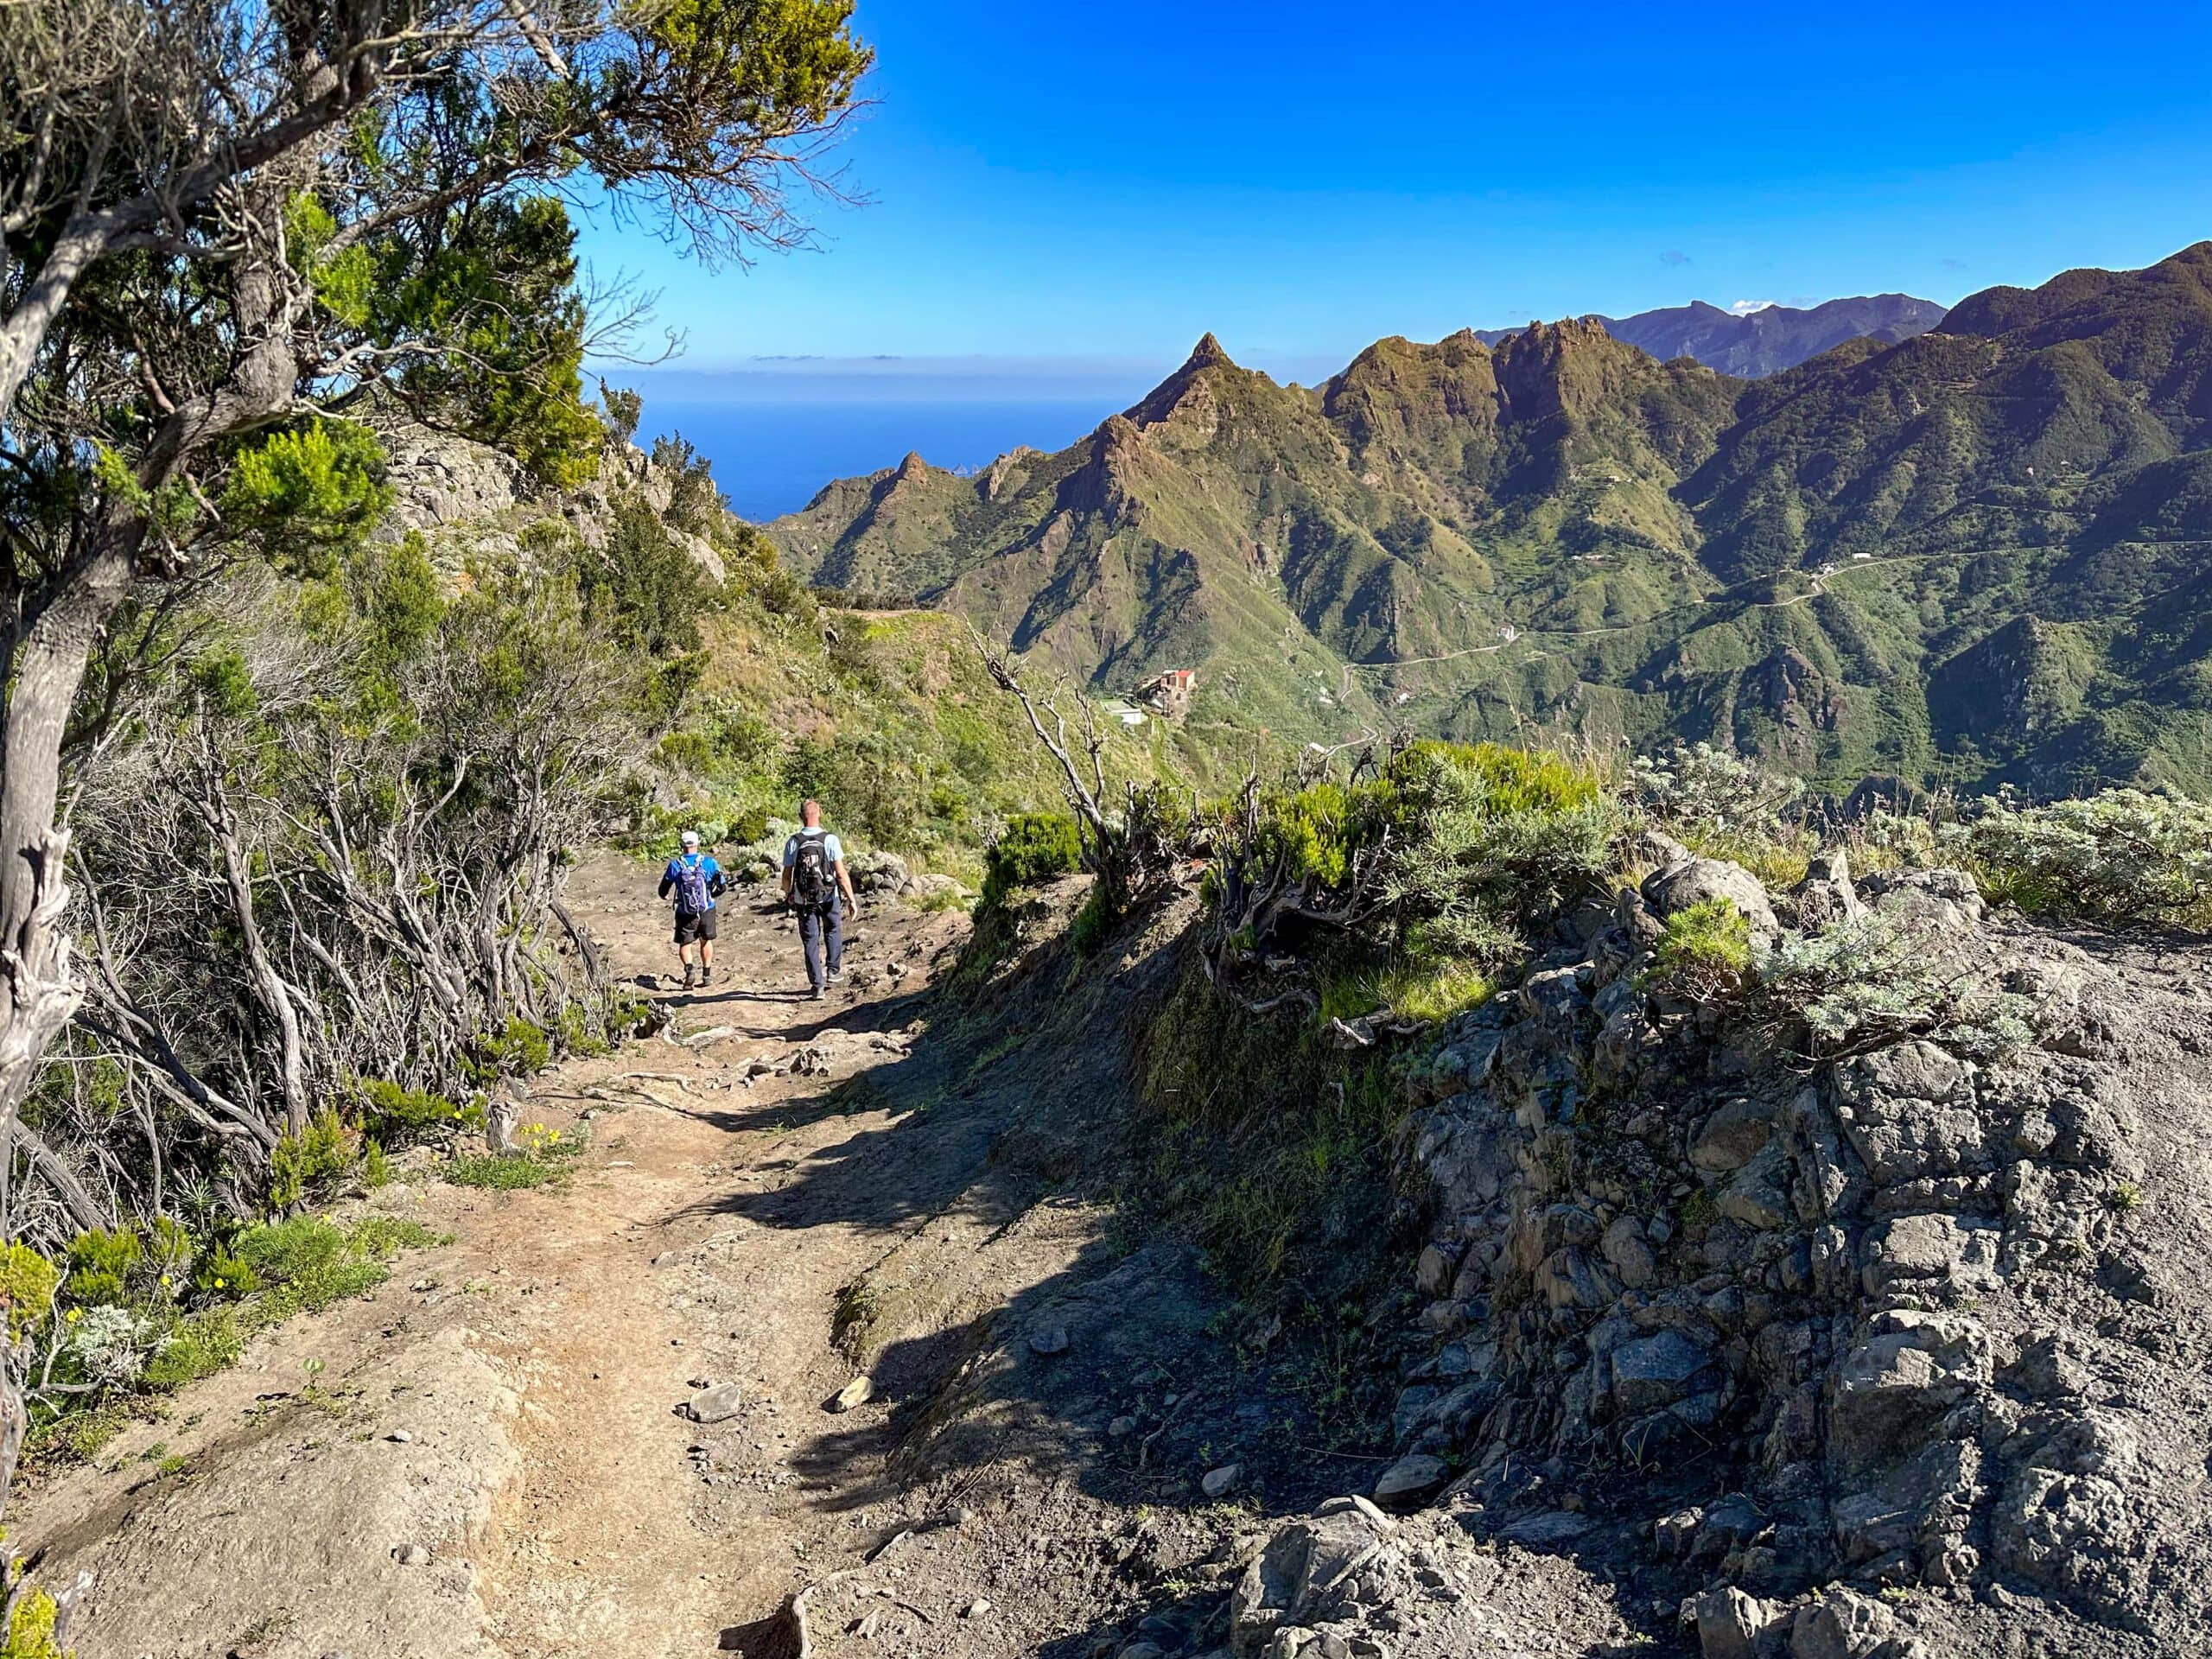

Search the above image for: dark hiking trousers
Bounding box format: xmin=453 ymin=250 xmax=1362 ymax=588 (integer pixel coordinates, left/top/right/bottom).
xmin=798 ymin=897 xmax=843 ymax=989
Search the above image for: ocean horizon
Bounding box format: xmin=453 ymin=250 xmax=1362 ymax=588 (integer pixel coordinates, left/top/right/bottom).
xmin=636 ymin=396 xmax=1128 ymax=523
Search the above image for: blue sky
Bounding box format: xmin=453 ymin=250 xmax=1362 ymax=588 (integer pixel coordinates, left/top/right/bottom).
xmin=578 ymin=0 xmax=2212 ymax=385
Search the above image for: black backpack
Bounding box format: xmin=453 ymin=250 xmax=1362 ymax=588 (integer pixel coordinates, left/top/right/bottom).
xmin=792 ymin=830 xmax=833 ymax=906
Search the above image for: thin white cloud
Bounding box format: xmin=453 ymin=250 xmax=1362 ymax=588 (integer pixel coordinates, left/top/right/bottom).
xmin=1729 ymin=299 xmax=1780 ymax=315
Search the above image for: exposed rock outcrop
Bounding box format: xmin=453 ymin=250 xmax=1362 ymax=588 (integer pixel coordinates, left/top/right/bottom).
xmin=1379 ymin=855 xmax=2212 ymax=1652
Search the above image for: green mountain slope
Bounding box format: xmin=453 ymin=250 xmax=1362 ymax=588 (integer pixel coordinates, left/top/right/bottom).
xmin=768 ymin=245 xmax=2212 ymax=794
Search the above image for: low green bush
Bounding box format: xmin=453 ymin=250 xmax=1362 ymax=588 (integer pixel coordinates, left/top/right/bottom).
xmin=61 ymin=1227 xmax=142 ymax=1308
xmin=981 ymin=811 xmax=1083 ymax=906
xmin=357 ymin=1077 xmax=481 ymax=1146
xmin=267 ymin=1109 xmax=361 ymax=1211
xmin=1650 ymin=897 xmax=1754 ymax=995
xmin=1758 ymin=911 xmax=2032 ymax=1058
xmin=464 ymin=1017 xmax=552 ymax=1084
xmin=1928 ymin=788 xmax=2212 ymax=927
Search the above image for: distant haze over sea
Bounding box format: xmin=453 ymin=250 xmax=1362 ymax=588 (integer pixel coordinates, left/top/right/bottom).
xmin=607 ymin=353 xmax=1345 ymax=521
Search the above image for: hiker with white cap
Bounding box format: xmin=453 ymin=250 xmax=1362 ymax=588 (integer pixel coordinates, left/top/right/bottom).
xmin=658 ymin=830 xmax=727 ymax=989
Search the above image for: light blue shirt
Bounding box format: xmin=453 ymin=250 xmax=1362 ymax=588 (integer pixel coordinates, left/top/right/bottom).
xmin=782 ymin=830 xmax=843 ymax=868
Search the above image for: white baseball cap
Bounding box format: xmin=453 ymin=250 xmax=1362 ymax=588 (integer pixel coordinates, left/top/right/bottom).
xmin=680 ymin=830 xmax=700 ymax=846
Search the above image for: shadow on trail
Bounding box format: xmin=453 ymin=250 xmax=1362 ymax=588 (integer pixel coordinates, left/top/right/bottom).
xmin=681 ymin=893 xmax=1706 ymax=1659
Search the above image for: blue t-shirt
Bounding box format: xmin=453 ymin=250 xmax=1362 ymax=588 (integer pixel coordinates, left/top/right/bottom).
xmin=663 ymin=852 xmax=722 ymax=912
xmin=782 ymin=830 xmax=844 ymax=868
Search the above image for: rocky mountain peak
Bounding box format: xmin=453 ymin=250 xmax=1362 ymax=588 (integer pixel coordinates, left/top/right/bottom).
xmin=1183 ymin=331 xmax=1234 ymax=372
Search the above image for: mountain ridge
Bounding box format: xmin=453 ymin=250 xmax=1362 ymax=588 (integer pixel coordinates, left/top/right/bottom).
xmin=770 ymin=245 xmax=2212 ymax=794
xmin=1474 ymin=291 xmax=1948 ymax=377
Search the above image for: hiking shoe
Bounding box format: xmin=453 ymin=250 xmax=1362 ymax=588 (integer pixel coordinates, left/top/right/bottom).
xmin=827 ymin=965 xmax=845 ymax=982
xmin=681 ymin=965 xmax=697 ymax=990
xmin=810 ymin=985 xmax=827 ymax=1001
xmin=699 ymin=966 xmax=714 ymax=987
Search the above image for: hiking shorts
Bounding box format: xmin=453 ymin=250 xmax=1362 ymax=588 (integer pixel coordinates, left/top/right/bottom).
xmin=673 ymin=908 xmax=719 ymax=945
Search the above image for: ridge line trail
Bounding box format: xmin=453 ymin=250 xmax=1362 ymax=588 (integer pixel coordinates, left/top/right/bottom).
xmin=471 ymin=852 xmax=975 ymax=1656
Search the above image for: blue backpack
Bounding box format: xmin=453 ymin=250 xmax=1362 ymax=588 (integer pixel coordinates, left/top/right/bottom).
xmin=672 ymin=853 xmax=713 ymax=914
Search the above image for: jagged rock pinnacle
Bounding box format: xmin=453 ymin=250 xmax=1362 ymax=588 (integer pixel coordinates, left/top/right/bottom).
xmin=1183 ymin=333 xmax=1233 ymax=372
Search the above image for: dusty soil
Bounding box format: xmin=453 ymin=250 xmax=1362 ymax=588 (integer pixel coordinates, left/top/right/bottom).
xmin=16 ymin=858 xmax=1656 ymax=1659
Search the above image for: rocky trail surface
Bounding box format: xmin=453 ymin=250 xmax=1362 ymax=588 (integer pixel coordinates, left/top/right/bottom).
xmin=10 ymin=857 xmax=1149 ymax=1657
xmin=23 ymin=858 xmax=1637 ymax=1659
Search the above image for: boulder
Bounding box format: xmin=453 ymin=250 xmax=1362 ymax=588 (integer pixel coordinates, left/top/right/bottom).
xmin=1690 ymin=1586 xmax=1777 ymax=1659
xmin=1599 ymin=1216 xmax=1656 ymax=1289
xmin=1691 ymin=1097 xmax=1775 ymax=1173
xmin=1611 ymin=1329 xmax=1722 ymax=1415
xmin=1790 ymin=1589 xmax=1897 ymax=1659
xmin=1643 ymin=855 xmax=1781 ymax=949
xmin=1230 ymin=1509 xmax=1389 ymax=1654
xmin=1371 ymin=1452 xmax=1449 ymax=1508
xmin=1827 ymin=1312 xmax=1987 ymax=1470
xmin=1793 ymin=847 xmax=1866 ymax=935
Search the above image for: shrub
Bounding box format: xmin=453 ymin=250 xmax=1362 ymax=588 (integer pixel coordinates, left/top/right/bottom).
xmin=981 ymin=811 xmax=1083 ymax=906
xmin=1928 ymin=788 xmax=2212 ymax=927
xmin=465 ymin=1017 xmax=552 ymax=1083
xmin=192 ymin=1243 xmax=258 ymax=1300
xmin=0 ymin=1581 xmax=67 ymax=1659
xmin=1630 ymin=741 xmax=1804 ymax=840
xmin=1650 ymin=897 xmax=1754 ymax=996
xmin=143 ymin=1306 xmax=247 ymax=1391
xmin=267 ymin=1109 xmax=361 ymax=1211
xmin=1758 ymin=911 xmax=2032 ymax=1058
xmin=0 ymin=1244 xmax=60 ymax=1339
xmin=61 ymin=1227 xmax=143 ymax=1308
xmin=63 ymin=1304 xmax=168 ymax=1390
xmin=1215 ymin=740 xmax=1618 ymax=976
xmin=358 ymin=1077 xmax=481 ymax=1146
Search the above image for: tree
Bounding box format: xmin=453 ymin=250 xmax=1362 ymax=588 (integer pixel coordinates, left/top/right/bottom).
xmin=0 ymin=0 xmax=867 ymax=1617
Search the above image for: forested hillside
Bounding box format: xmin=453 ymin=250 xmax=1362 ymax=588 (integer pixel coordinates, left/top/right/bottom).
xmin=772 ymin=245 xmax=2212 ymax=797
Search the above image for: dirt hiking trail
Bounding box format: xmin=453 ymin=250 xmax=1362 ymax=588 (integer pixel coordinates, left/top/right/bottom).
xmin=12 ymin=856 xmax=1135 ymax=1657
xmin=19 ymin=856 xmax=1651 ymax=1659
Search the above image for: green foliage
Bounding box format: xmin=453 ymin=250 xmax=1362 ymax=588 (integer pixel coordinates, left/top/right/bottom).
xmin=1139 ymin=959 xmax=1404 ymax=1316
xmin=1631 ymin=741 xmax=1805 ymax=841
xmin=233 ymin=1217 xmax=385 ymax=1316
xmin=1759 ymin=912 xmax=2033 ymax=1058
xmin=599 ymin=380 xmax=644 ymax=448
xmin=0 ymin=1581 xmax=67 ymax=1659
xmin=1906 ymin=788 xmax=2212 ymax=927
xmin=577 ymin=497 xmax=720 ymax=655
xmin=188 ymin=646 xmax=259 ymax=720
xmin=981 ymin=812 xmax=1083 ymax=906
xmin=267 ymin=1110 xmax=362 ymax=1212
xmin=191 ymin=1244 xmax=258 ymax=1300
xmin=1651 ymin=897 xmax=1754 ymax=994
xmin=221 ymin=417 xmax=393 ymax=576
xmin=357 ymin=1078 xmax=481 ymax=1147
xmin=1320 ymin=959 xmax=1491 ymax=1026
xmin=1067 ymin=885 xmax=1113 ymax=957
xmin=465 ymin=1018 xmax=552 ymax=1084
xmin=61 ymin=1228 xmax=143 ymax=1309
xmin=0 ymin=1245 xmax=60 ymax=1339
xmin=379 ymin=197 xmax=602 ymax=493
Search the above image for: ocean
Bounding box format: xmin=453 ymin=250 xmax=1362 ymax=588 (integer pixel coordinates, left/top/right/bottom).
xmin=636 ymin=397 xmax=1123 ymax=523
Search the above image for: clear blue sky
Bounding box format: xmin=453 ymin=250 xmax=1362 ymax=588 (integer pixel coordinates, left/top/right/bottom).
xmin=577 ymin=0 xmax=2212 ymax=376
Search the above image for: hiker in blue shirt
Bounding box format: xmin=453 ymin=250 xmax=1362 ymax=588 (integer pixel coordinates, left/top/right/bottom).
xmin=780 ymin=798 xmax=860 ymax=1001
xmin=658 ymin=830 xmax=727 ymax=989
